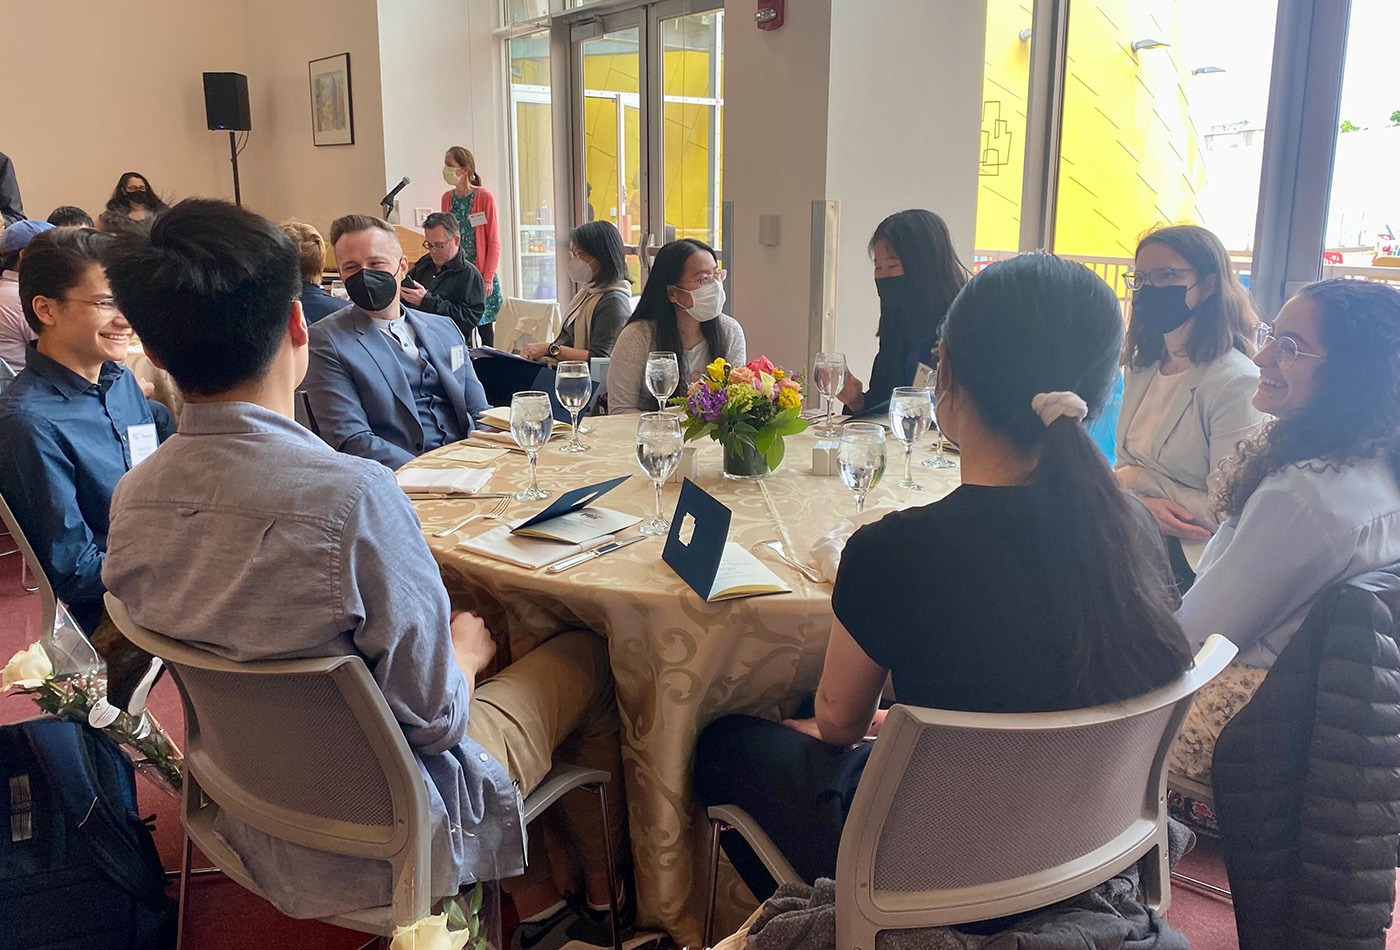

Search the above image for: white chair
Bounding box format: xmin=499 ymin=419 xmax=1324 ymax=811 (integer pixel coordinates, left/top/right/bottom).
xmin=494 ymin=297 xmax=562 ymax=354
xmin=704 ymin=635 xmax=1237 ymax=949
xmin=588 ymin=357 xmax=610 ymax=415
xmin=104 ymin=593 xmax=623 ymax=950
xmin=0 ymin=355 xmax=15 ymax=395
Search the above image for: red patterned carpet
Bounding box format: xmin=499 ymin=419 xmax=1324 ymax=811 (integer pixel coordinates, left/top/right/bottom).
xmin=0 ymin=550 xmax=1392 ymax=949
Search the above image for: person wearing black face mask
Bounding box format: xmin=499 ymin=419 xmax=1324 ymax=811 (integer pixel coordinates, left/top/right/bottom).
xmin=105 ymin=172 xmax=168 ymax=224
xmin=303 ymin=214 xmax=490 ymax=469
xmin=1115 ymin=224 xmax=1265 ymax=589
xmin=836 ymin=210 xmax=969 ymax=416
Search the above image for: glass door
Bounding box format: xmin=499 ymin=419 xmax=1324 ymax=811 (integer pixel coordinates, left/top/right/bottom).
xmin=657 ymin=8 xmax=724 ymax=256
xmin=580 ymin=23 xmax=644 ymax=291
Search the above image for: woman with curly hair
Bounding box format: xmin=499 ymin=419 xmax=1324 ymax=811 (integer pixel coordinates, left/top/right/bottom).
xmin=1172 ymin=278 xmax=1400 ymax=780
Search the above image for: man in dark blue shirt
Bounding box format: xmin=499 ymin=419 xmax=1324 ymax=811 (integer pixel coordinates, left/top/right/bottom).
xmin=0 ymin=227 xmax=174 ymax=634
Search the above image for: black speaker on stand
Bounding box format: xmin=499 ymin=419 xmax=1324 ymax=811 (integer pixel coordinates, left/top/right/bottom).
xmin=203 ymin=72 xmax=251 ymax=206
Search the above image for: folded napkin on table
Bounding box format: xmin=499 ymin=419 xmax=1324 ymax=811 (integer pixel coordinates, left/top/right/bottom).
xmin=395 ymin=467 xmax=494 ymax=495
xmin=433 ymin=443 xmax=509 ymax=466
xmin=810 ymin=506 xmax=901 ymax=584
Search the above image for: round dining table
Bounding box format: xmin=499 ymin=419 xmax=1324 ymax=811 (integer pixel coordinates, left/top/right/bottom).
xmin=405 ymin=414 xmax=960 ymax=945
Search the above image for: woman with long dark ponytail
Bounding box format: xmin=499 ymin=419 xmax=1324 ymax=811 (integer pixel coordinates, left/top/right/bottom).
xmin=694 ymin=253 xmax=1192 ymax=900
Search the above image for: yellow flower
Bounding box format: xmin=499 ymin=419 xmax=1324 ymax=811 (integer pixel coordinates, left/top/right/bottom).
xmin=2 ymin=641 xmax=53 ymax=691
xmin=773 ymin=368 xmax=785 ymax=380
xmin=706 ymin=358 xmax=728 ymax=382
xmin=778 ymin=386 xmax=802 ymax=410
xmin=756 ymin=371 xmax=777 ymax=398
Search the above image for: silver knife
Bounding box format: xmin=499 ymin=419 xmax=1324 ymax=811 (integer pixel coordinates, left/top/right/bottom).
xmin=546 ymin=535 xmax=646 ymax=573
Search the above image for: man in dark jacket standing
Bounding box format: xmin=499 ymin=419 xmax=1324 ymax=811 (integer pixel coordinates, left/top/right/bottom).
xmin=402 ymin=212 xmax=486 ymax=343
xmin=0 ymin=151 xmax=24 ymax=225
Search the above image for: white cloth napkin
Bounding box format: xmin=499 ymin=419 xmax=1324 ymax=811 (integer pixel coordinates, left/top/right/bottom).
xmin=395 ymin=467 xmax=494 ymax=495
xmin=810 ymin=506 xmax=901 ymax=584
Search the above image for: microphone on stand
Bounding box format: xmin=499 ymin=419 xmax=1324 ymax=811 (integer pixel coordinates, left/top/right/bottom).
xmin=380 ymin=176 xmax=411 ymax=220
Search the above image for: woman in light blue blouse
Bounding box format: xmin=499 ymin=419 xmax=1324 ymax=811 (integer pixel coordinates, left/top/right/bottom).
xmin=1172 ymin=279 xmax=1400 ymax=781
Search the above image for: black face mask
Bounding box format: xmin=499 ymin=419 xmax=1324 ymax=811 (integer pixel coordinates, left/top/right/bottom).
xmin=1132 ymin=284 xmax=1196 ymax=335
xmin=345 ymin=268 xmax=400 ymax=313
xmin=875 ymin=274 xmax=931 ymax=340
xmin=125 ymin=190 xmax=148 ymax=206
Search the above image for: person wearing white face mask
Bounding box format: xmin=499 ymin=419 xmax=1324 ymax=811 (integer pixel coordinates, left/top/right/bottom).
xmin=521 ymin=221 xmax=632 ymax=364
xmin=606 ymin=238 xmax=745 ymax=415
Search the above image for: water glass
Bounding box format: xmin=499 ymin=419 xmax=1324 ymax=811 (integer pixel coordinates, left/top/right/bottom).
xmin=921 ymin=388 xmax=956 ymax=469
xmin=838 ymin=422 xmax=887 ymax=514
xmin=813 ymin=351 xmax=848 ymax=439
xmin=636 ymin=412 xmax=683 ymax=535
xmin=509 ymin=391 xmax=553 ymax=501
xmin=555 ymin=361 xmax=592 ymax=453
xmin=890 ymin=386 xmax=932 ymax=490
xmin=645 ymin=351 xmax=680 ymax=411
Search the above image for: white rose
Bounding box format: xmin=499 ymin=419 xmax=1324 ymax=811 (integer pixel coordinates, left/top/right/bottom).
xmin=389 ymin=913 xmax=470 ymax=950
xmin=2 ymin=641 xmax=54 ymax=691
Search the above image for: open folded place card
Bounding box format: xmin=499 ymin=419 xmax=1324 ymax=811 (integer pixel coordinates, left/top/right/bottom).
xmin=510 ymin=475 xmax=639 ymax=544
xmin=662 ymin=479 xmax=791 ymax=602
xmin=459 ymin=518 xmax=616 ymax=570
xmin=396 ymin=467 xmax=495 ymax=495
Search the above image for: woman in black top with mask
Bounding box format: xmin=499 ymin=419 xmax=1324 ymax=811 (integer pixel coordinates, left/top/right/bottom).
xmin=837 ymin=209 xmax=970 ymax=414
xmin=104 ymin=172 xmax=168 ymax=223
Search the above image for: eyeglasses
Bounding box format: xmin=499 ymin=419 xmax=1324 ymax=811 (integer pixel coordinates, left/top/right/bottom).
xmin=676 ymin=268 xmax=727 ymax=289
xmin=422 ymin=240 xmax=454 ymax=251
xmin=1258 ymin=327 xmax=1326 ymax=369
xmin=62 ymin=297 xmax=122 ymax=317
xmin=1124 ymin=267 xmax=1196 ymax=290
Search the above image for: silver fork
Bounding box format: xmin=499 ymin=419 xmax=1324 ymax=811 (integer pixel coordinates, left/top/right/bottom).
xmin=750 ymin=538 xmax=825 ymax=584
xmin=433 ymin=496 xmax=512 ymax=537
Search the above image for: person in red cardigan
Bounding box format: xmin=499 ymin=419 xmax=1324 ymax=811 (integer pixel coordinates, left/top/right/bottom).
xmin=442 ymin=146 xmax=502 ymax=346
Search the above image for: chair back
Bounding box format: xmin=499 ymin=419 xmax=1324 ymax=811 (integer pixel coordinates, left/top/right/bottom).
xmin=0 ymin=489 xmax=57 ymax=642
xmin=588 ymin=357 xmax=610 ymax=414
xmin=0 ymin=356 xmax=15 ymax=396
xmin=393 ymin=225 xmax=425 ymax=264
xmin=495 ymin=297 xmax=562 ymax=354
xmin=835 ymin=635 xmax=1236 ymax=950
xmin=295 ymin=389 xmax=319 ymax=435
xmin=103 ymin=593 xmax=431 ymax=925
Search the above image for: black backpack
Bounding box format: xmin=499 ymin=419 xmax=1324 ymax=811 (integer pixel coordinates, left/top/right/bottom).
xmin=0 ymin=719 xmax=176 ymax=949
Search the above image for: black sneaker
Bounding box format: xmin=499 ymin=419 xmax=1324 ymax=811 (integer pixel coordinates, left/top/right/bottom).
xmin=510 ymin=904 xmax=580 ymax=950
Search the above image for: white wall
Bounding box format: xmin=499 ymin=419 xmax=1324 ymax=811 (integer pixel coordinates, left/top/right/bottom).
xmin=825 ymin=0 xmax=986 ymax=390
xmin=722 ymin=0 xmax=833 ymax=374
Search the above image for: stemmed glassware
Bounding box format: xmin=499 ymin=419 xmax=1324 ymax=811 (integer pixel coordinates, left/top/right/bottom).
xmin=645 ymin=351 xmax=680 ymax=412
xmin=554 ymin=361 xmax=592 ymax=453
xmin=838 ymin=422 xmax=887 ymax=514
xmin=921 ymin=387 xmax=956 ymax=469
xmin=509 ymin=391 xmax=553 ymax=501
xmin=813 ymin=351 xmax=848 ymax=439
xmin=636 ymin=412 xmax=683 ymax=535
xmin=889 ymin=386 xmax=932 ymax=490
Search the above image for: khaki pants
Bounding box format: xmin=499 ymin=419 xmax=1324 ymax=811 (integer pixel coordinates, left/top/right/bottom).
xmin=467 ymin=629 xmax=627 ymax=891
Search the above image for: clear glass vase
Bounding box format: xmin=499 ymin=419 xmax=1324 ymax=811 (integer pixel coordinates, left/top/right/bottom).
xmin=722 ymin=441 xmax=771 ymax=480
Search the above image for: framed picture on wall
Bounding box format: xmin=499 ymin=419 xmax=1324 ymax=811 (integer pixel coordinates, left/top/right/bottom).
xmin=308 ymin=52 xmax=354 ymax=146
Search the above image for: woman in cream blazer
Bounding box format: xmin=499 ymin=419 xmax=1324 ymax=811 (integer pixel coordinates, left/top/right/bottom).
xmin=1115 ymin=225 xmax=1265 ymax=575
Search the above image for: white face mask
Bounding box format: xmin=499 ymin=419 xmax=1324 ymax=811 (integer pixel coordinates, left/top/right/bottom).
xmin=567 ymin=256 xmax=596 ymax=285
xmin=678 ymin=279 xmax=725 ymax=323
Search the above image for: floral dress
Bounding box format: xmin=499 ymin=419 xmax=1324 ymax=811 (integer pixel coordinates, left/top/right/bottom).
xmin=450 ymin=192 xmax=501 ymax=326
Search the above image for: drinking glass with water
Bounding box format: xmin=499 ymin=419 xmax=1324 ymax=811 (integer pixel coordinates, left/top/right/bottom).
xmin=813 ymin=352 xmax=848 ymax=439
xmin=890 ymin=386 xmax=932 ymax=490
xmin=555 ymin=361 xmax=592 ymax=454
xmin=838 ymin=422 xmax=887 ymax=514
xmin=510 ymin=391 xmax=553 ymax=501
xmin=645 ymin=351 xmax=680 ymax=412
xmin=636 ymin=412 xmax=683 ymax=535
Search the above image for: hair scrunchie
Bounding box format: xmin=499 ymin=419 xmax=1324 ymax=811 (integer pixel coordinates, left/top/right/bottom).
xmin=1031 ymin=391 xmax=1088 ymax=427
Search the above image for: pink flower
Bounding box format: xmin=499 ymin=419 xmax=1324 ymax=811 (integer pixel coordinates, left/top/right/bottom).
xmin=746 ymin=356 xmax=775 ymax=377
xmin=727 ymin=366 xmax=756 ymax=386
xmin=777 ymin=376 xmax=800 ymax=392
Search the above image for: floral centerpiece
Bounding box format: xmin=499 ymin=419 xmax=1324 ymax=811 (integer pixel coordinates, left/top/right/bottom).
xmin=679 ymin=356 xmax=810 ymax=479
xmin=2 ymin=640 xmax=184 ymax=798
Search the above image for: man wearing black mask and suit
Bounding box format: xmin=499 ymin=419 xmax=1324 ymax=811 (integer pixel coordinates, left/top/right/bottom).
xmin=304 ymin=214 xmax=489 ymax=469
xmin=837 ymin=210 xmax=970 ymax=416
xmin=0 ymin=151 xmax=24 ymax=225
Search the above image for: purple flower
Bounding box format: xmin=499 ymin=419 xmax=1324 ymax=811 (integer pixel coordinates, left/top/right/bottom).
xmin=688 ymin=382 xmax=727 ymax=422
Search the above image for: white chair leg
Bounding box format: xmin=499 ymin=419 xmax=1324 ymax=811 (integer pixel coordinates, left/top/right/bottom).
xmin=590 ymin=782 xmax=624 ymax=950
xmin=703 ymin=817 xmax=728 ymax=949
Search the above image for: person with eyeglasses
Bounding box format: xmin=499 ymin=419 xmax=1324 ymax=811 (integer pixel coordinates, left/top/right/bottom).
xmin=403 ymin=212 xmax=487 ymax=342
xmin=520 ymin=220 xmax=632 ymax=365
xmin=1115 ymin=224 xmax=1265 ymax=589
xmin=1170 ymin=279 xmax=1400 ymax=784
xmin=0 ymin=226 xmax=174 ymax=640
xmin=607 ymin=238 xmax=744 ymax=414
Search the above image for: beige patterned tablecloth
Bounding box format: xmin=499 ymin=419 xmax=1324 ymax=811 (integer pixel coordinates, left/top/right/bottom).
xmin=406 ymin=415 xmax=959 ymax=945
xmin=124 ymin=343 xmax=182 ymax=419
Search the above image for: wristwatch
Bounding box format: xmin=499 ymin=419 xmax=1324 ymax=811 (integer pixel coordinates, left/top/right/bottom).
xmin=548 ymin=343 xmax=562 ymax=358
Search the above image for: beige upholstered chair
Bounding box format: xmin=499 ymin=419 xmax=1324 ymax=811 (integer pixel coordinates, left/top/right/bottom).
xmin=494 ymin=297 xmax=562 ymax=354
xmin=704 ymin=635 xmax=1237 ymax=950
xmin=105 ymin=593 xmax=623 ymax=950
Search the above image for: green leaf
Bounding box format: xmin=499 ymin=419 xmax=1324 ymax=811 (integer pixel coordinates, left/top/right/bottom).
xmin=755 ymin=426 xmax=777 ymax=456
xmin=469 ymin=881 xmax=483 ymax=915
xmin=683 ymin=418 xmax=712 ymax=442
xmin=764 ymin=435 xmax=787 ymax=470
xmin=444 ymin=895 xmax=469 ymax=929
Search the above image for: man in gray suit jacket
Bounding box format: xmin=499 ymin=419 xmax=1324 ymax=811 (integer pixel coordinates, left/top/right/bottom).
xmin=305 ymin=215 xmax=490 ymax=469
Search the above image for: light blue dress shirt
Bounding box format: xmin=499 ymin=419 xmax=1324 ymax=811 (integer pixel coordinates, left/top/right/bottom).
xmin=102 ymin=401 xmax=521 ymax=918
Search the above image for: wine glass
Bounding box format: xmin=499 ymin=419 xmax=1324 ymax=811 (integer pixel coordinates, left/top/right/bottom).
xmin=813 ymin=351 xmax=848 ymax=439
xmin=554 ymin=361 xmax=592 ymax=453
xmin=838 ymin=422 xmax=887 ymax=514
xmin=890 ymin=386 xmax=932 ymax=490
xmin=509 ymin=391 xmax=553 ymax=501
xmin=645 ymin=351 xmax=680 ymax=411
xmin=636 ymin=412 xmax=683 ymax=535
xmin=921 ymin=387 xmax=956 ymax=469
